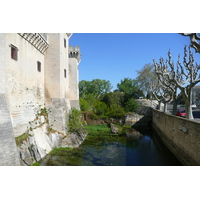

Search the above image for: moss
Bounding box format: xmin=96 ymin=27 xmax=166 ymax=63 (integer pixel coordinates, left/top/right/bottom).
xmin=31 ymin=161 xmax=41 ymax=166
xmin=15 ymin=132 xmax=32 ymax=146
xmin=38 ymin=107 xmax=49 ymax=116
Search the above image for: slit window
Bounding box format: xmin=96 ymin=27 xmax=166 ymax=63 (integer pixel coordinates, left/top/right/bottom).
xmin=37 ymin=61 xmax=41 ymax=72
xmin=10 ymin=45 xmax=18 ymax=60
xmin=64 ymin=38 xmax=66 ymax=48
xmin=64 ymin=69 xmax=66 ymax=78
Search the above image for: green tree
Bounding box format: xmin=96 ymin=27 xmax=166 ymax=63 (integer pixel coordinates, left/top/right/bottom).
xmin=124 ymin=98 xmax=139 ymax=112
xmin=116 ymin=78 xmax=143 ymax=99
xmin=101 ymin=92 xmax=124 ymax=107
xmin=79 ymin=79 xmax=113 ymax=99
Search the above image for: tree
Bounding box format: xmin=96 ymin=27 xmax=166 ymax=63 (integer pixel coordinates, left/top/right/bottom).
xmin=101 ymin=92 xmax=125 ymax=117
xmin=152 ymin=83 xmax=172 ymax=112
xmin=116 ymin=78 xmax=143 ymax=99
xmin=180 ymin=33 xmax=200 ymax=53
xmin=116 ymin=78 xmax=143 ymax=112
xmin=153 ymin=46 xmax=200 ymax=119
xmin=136 ymin=63 xmax=157 ymax=98
xmin=79 ymin=79 xmax=113 ymax=99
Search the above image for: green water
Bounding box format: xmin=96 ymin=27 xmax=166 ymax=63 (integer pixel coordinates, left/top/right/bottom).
xmin=38 ymin=125 xmax=182 ymax=166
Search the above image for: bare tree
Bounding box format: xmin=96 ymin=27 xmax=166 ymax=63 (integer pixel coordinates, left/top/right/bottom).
xmin=180 ymin=33 xmax=200 ymax=53
xmin=152 ymin=86 xmax=172 ymax=112
xmin=153 ymin=57 xmax=182 ymax=115
xmin=153 ymin=46 xmax=200 ymax=119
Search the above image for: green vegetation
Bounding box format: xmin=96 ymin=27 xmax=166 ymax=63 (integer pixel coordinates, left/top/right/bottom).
xmin=67 ymin=107 xmax=87 ymax=134
xmin=15 ymin=132 xmax=32 ymax=146
xmin=84 ymin=124 xmax=111 ymax=134
xmin=79 ymin=78 xmax=143 ymax=120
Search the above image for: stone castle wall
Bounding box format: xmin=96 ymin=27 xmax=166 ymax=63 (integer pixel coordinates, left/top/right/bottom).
xmin=0 ymin=33 xmax=82 ymax=165
xmin=0 ymin=34 xmax=20 ymax=165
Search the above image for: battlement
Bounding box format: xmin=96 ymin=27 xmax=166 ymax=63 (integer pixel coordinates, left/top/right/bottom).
xmin=69 ymin=45 xmax=81 ymax=63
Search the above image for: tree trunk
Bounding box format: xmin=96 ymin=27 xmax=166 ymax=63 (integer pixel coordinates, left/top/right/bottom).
xmin=185 ymin=89 xmax=193 ymax=119
xmin=172 ymin=100 xmax=178 ymax=115
xmin=158 ymin=101 xmax=162 ymax=110
xmin=164 ymin=103 xmax=167 ymax=112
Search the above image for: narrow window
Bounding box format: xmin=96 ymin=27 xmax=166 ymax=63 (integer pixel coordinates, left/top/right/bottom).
xmin=37 ymin=61 xmax=41 ymax=72
xmin=64 ymin=69 xmax=66 ymax=78
xmin=10 ymin=45 xmax=18 ymax=60
xmin=64 ymin=38 xmax=66 ymax=48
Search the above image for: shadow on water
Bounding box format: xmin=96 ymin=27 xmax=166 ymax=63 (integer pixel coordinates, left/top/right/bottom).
xmin=39 ymin=126 xmax=182 ymax=166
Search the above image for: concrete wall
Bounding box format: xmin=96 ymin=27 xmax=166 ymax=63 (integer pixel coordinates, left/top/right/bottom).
xmin=152 ymin=109 xmax=200 ymax=166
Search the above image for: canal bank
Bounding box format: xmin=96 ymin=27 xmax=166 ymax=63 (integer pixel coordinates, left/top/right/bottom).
xmin=152 ymin=109 xmax=200 ymax=166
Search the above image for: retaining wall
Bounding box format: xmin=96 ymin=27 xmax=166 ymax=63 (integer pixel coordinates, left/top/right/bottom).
xmin=152 ymin=109 xmax=200 ymax=166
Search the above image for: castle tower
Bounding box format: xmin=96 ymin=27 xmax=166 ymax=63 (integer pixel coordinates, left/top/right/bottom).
xmin=44 ymin=33 xmax=72 ymax=133
xmin=69 ymin=46 xmax=81 ymax=109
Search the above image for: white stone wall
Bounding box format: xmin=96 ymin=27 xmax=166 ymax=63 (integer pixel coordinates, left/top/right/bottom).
xmin=69 ymin=57 xmax=80 ymax=109
xmin=0 ymin=33 xmax=81 ymax=165
xmin=0 ymin=34 xmax=20 ymax=165
xmin=5 ymin=34 xmax=45 ymax=137
xmin=44 ymin=33 xmax=72 ymax=133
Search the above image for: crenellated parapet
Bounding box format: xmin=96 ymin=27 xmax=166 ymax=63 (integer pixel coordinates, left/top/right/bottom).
xmin=69 ymin=45 xmax=81 ymax=63
xmin=18 ymin=33 xmax=49 ymax=54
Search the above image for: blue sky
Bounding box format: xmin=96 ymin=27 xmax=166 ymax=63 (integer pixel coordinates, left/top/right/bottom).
xmin=69 ymin=33 xmax=200 ymax=90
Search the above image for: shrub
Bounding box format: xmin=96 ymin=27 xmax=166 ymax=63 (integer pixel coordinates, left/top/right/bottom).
xmin=124 ymin=98 xmax=139 ymax=112
xmin=68 ymin=108 xmax=84 ymax=132
xmin=107 ymin=104 xmax=125 ymax=118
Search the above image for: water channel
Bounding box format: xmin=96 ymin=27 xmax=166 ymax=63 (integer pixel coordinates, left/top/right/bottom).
xmin=39 ymin=126 xmax=182 ymax=166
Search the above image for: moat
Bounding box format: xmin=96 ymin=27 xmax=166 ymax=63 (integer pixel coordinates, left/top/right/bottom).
xmin=38 ymin=125 xmax=182 ymax=166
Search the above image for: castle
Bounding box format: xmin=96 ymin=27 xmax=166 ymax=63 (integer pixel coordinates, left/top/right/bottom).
xmin=0 ymin=33 xmax=82 ymax=165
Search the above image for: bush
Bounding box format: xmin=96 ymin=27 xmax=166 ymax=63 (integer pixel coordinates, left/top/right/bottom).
xmin=107 ymin=104 xmax=125 ymax=118
xmin=94 ymin=101 xmax=108 ymax=117
xmin=124 ymin=98 xmax=139 ymax=112
xmin=80 ymin=98 xmax=90 ymax=111
xmin=68 ymin=108 xmax=84 ymax=132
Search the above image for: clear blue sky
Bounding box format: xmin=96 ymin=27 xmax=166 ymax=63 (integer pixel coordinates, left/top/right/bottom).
xmin=69 ymin=33 xmax=200 ymax=90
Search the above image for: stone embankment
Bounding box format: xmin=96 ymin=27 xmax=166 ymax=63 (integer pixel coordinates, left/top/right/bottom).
xmin=152 ymin=109 xmax=200 ymax=166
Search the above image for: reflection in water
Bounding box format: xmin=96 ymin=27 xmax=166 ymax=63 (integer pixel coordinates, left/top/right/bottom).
xmin=40 ymin=128 xmax=182 ymax=166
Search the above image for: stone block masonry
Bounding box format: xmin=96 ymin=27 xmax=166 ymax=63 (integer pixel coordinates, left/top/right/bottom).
xmin=0 ymin=94 xmax=20 ymax=165
xmin=152 ymin=109 xmax=200 ymax=166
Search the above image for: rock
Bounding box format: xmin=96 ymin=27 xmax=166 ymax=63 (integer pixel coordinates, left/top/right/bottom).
xmin=123 ymin=113 xmax=143 ymax=126
xmin=125 ymin=129 xmax=142 ymax=140
xmin=110 ymin=123 xmax=119 ymax=134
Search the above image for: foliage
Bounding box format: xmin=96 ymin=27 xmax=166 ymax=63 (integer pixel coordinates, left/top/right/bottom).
xmin=116 ymin=77 xmax=143 ymax=99
xmin=102 ymin=92 xmax=124 ymax=106
xmin=79 ymin=79 xmax=112 ymax=99
xmin=124 ymin=98 xmax=139 ymax=112
xmin=115 ymin=78 xmax=142 ymax=111
xmin=79 ymin=94 xmax=97 ymax=111
xmin=68 ymin=107 xmax=84 ymax=132
xmin=106 ymin=104 xmax=125 ymax=118
xmin=79 ymin=78 xmax=142 ymax=119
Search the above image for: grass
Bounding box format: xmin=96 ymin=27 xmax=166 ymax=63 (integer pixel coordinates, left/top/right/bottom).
xmin=84 ymin=124 xmax=111 ymax=134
